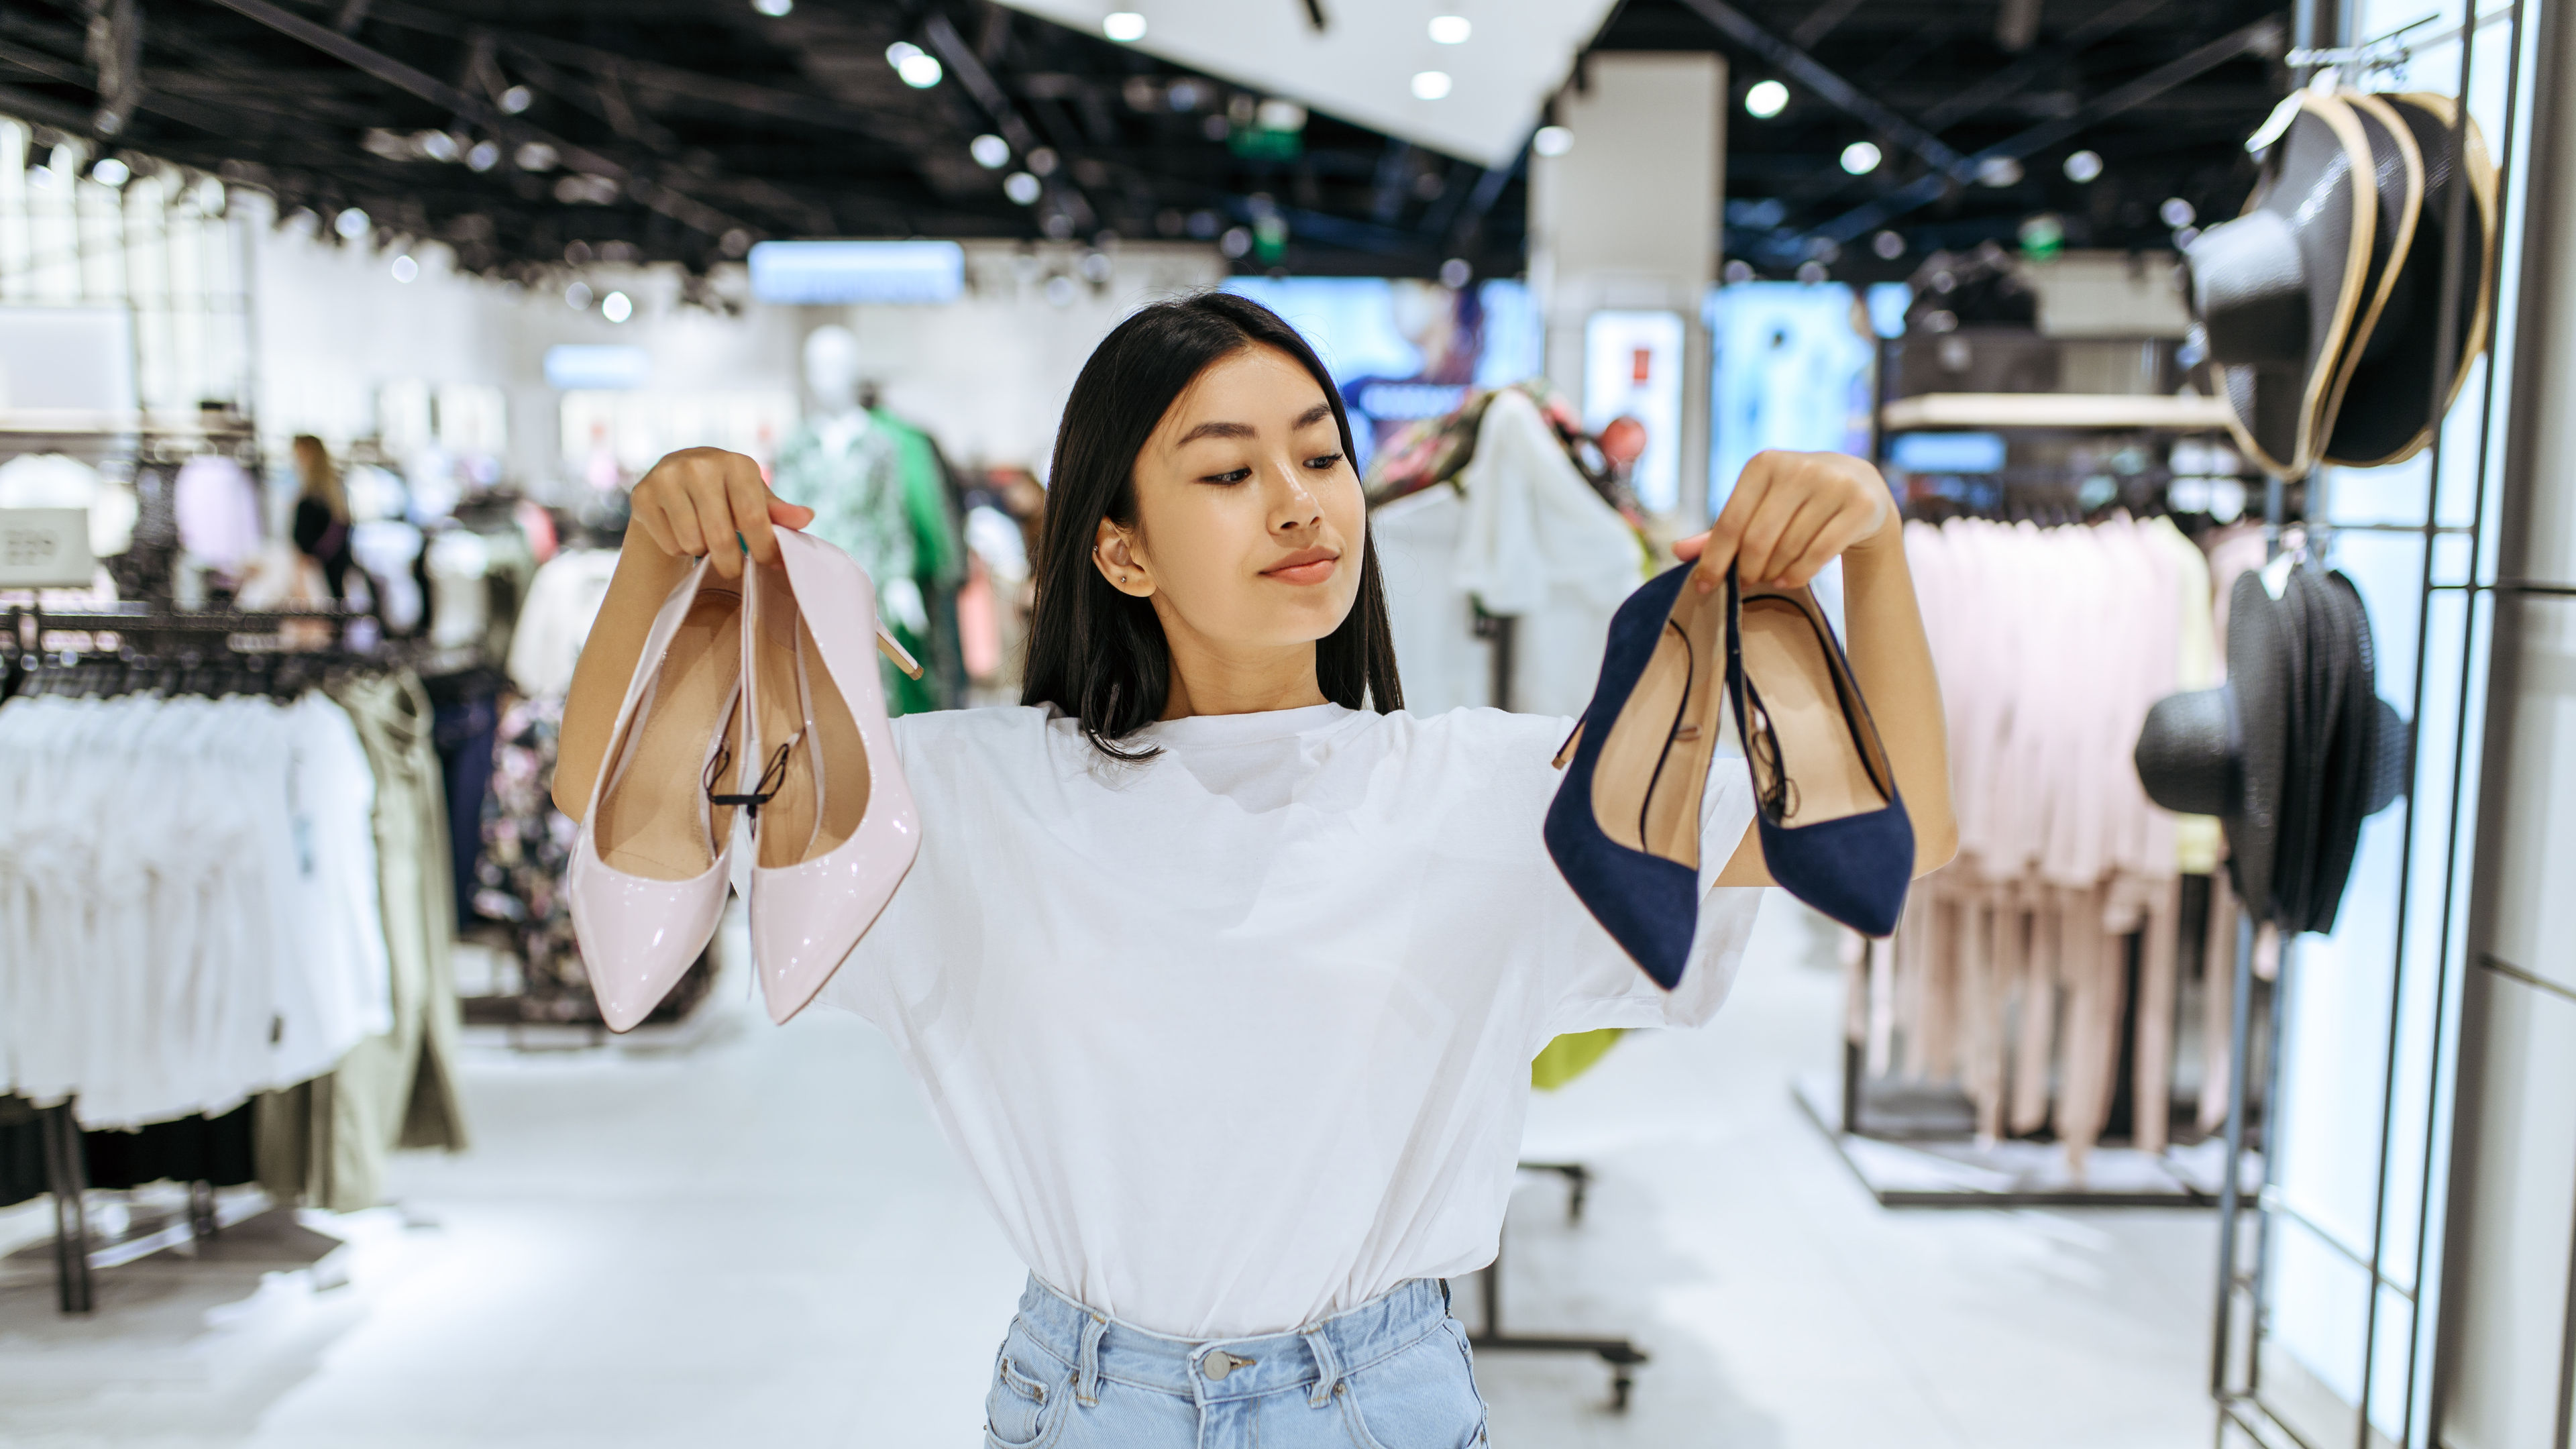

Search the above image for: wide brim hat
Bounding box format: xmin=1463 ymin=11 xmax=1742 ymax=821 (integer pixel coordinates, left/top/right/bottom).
xmin=2322 ymin=92 xmax=2500 ymax=468
xmin=2135 ymin=566 xmax=2406 ymax=929
xmin=2186 ymin=91 xmax=2379 ymax=480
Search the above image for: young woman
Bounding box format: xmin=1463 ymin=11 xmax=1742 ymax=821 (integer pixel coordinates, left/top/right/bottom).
xmin=555 ymin=293 xmax=1953 ymax=1448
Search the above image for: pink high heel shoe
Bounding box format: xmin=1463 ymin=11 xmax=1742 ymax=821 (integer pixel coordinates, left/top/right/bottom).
xmin=739 ymin=529 xmax=922 ymax=1024
xmin=566 ymin=559 xmax=745 ymax=1032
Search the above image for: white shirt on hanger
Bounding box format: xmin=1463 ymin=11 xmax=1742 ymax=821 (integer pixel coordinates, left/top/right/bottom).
xmin=826 ymin=700 xmax=1760 ymax=1340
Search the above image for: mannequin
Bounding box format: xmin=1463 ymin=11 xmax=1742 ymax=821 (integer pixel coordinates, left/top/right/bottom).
xmin=770 ymin=325 xmax=928 ymax=700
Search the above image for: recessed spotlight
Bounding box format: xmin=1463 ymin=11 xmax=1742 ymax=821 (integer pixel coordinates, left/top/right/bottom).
xmin=391 ymin=254 xmax=419 ymax=282
xmin=1976 ymin=156 xmax=2023 ymax=187
xmin=2063 ymin=149 xmax=2104 ymax=182
xmin=1532 ymin=125 xmax=1572 ymax=157
xmin=499 ymin=85 xmax=533 ymax=114
xmin=1255 ymin=98 xmax=1307 ymax=132
xmin=565 ymin=281 xmax=594 ymax=309
xmin=971 ymin=133 xmax=1010 ymax=169
xmin=1411 ymin=70 xmax=1452 ymax=101
xmin=601 ymin=290 xmax=633 ymax=323
xmin=335 ymin=207 xmax=371 ymax=239
xmin=1428 ymin=14 xmax=1471 ymax=43
xmin=1872 ymin=229 xmax=1905 ymax=260
xmin=2159 ymin=197 xmax=2196 ymax=228
xmin=466 ymin=140 xmax=501 ymax=172
xmin=1219 ymin=225 xmax=1252 ymax=258
xmin=900 ymin=56 xmax=942 ymax=87
xmin=752 ymin=0 xmax=792 ymax=13
xmin=1745 ymin=79 xmax=1789 ymax=118
xmin=1839 ymin=141 xmax=1882 ymax=175
xmin=1104 ymin=11 xmax=1146 ymax=42
xmin=90 ymin=157 xmax=129 ymax=187
xmin=1003 ymin=171 xmax=1042 ymax=205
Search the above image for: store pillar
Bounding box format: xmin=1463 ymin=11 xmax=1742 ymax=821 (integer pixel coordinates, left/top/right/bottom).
xmin=1527 ymin=52 xmax=1724 ymax=531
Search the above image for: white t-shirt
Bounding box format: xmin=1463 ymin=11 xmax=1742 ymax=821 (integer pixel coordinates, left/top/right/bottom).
xmin=824 ymin=701 xmax=1760 ymax=1338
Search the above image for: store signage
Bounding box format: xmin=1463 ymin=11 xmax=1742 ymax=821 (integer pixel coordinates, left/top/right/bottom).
xmin=0 ymin=508 xmax=95 ymax=588
xmin=748 ymin=240 xmax=966 ymax=305
xmin=545 ymin=345 xmax=651 ymax=391
xmin=1582 ymin=310 xmax=1685 ymax=513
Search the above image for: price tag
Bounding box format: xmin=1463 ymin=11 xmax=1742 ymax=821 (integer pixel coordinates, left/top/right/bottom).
xmin=0 ymin=508 xmax=95 ymax=588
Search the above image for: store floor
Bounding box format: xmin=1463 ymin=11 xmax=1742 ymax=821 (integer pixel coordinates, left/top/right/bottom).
xmin=0 ymin=896 xmax=2214 ymax=1448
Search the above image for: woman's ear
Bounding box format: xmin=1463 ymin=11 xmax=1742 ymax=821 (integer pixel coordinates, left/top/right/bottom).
xmin=1093 ymin=519 xmax=1155 ymax=597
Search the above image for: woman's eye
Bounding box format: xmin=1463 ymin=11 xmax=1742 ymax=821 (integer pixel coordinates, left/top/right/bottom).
xmin=1303 ymin=452 xmax=1346 ymax=470
xmin=1200 ymin=468 xmax=1252 ymax=484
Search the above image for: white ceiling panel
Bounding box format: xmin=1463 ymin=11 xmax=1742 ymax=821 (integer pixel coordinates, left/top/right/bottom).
xmin=995 ymin=1 xmax=1617 ymax=168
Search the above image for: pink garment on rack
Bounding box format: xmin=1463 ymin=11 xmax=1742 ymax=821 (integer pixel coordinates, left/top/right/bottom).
xmin=174 ymin=455 xmax=264 ymax=573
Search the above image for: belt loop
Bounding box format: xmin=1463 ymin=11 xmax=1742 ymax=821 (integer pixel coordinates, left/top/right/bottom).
xmin=1075 ymin=1313 xmax=1109 ymax=1407
xmin=1303 ymin=1325 xmax=1344 ymax=1408
xmin=1439 ymin=1278 xmax=1452 ymax=1314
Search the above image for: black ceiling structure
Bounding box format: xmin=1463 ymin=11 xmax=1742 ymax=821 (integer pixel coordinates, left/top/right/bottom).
xmin=1599 ymin=0 xmax=2292 ymax=278
xmin=0 ymin=0 xmax=2291 ymax=286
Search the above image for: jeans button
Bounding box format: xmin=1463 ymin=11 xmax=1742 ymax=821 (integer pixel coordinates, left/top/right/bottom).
xmin=1202 ymin=1350 xmax=1236 ymax=1381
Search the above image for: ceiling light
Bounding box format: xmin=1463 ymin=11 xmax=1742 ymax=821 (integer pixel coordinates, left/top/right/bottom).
xmin=1976 ymin=156 xmax=2023 ymax=186
xmin=515 ymin=143 xmax=558 ymax=172
xmin=1839 ymin=141 xmax=1882 ymax=175
xmin=1411 ymin=70 xmax=1452 ymax=101
xmin=1532 ymin=125 xmax=1572 ymax=157
xmin=419 ymin=130 xmax=460 ymax=162
xmin=1872 ymin=229 xmax=1905 ymax=260
xmin=2159 ymin=197 xmax=2196 ymax=228
xmin=1103 ymin=12 xmax=1147 ymax=42
xmin=1438 ymin=257 xmax=1471 ymax=287
xmin=1027 ymin=147 xmax=1060 ymax=176
xmin=565 ymin=281 xmax=593 ymax=309
xmin=753 ymin=0 xmax=792 ymax=13
xmin=499 ymin=85 xmax=533 ymax=114
xmin=89 ymin=157 xmax=129 ymax=187
xmin=2063 ymin=149 xmax=2103 ymax=182
xmin=1219 ymin=226 xmax=1252 ymax=259
xmin=1428 ymin=14 xmax=1471 ymax=43
xmin=1003 ymin=171 xmax=1042 ymax=205
xmin=466 ymin=140 xmax=501 ymax=172
xmin=970 ymin=133 xmax=1010 ymax=169
xmin=1255 ymin=98 xmax=1307 ymax=132
xmin=1745 ymin=79 xmax=1789 ymax=119
xmin=897 ymin=54 xmax=943 ymax=87
xmin=601 ymin=290 xmax=633 ymax=323
xmin=391 ymin=254 xmax=419 ymax=282
xmin=335 ymin=207 xmax=371 ymax=239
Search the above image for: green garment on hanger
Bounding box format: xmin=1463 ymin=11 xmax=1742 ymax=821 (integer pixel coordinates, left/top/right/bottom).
xmin=1530 ymin=1028 xmax=1625 ymax=1090
xmin=868 ymin=408 xmax=966 ymax=714
xmin=773 ymin=417 xmax=924 ymax=710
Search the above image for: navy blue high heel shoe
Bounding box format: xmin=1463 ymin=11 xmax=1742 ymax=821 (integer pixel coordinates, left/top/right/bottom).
xmin=1725 ymin=568 xmax=1913 ymax=939
xmin=1543 ymin=562 xmax=1730 ymax=990
xmin=1546 ymin=563 xmax=1912 ymax=991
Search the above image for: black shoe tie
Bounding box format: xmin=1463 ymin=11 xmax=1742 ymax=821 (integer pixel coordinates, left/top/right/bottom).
xmin=704 ymin=736 xmax=795 ymax=820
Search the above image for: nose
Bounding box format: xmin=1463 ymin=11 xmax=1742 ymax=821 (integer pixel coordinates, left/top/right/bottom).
xmin=1271 ymin=457 xmax=1322 ymax=535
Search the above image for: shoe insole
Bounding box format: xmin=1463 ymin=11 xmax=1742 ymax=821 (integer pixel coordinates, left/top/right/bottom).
xmin=749 ymin=562 xmax=818 ymax=869
xmin=595 ymin=589 xmax=742 ymax=881
xmin=1741 ymin=596 xmax=1889 ymax=827
xmin=751 ymin=568 xmax=874 ymax=871
xmin=1592 ymin=584 xmax=1726 ymax=869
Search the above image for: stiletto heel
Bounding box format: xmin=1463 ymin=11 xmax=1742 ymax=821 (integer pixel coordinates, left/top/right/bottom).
xmin=566 ymin=559 xmax=746 ymax=1031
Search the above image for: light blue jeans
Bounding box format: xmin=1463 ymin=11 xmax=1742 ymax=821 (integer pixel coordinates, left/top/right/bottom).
xmin=983 ymin=1275 xmax=1490 ymax=1448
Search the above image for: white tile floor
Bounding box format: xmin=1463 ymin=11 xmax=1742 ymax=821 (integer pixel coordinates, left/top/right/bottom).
xmin=0 ymin=896 xmax=2218 ymax=1446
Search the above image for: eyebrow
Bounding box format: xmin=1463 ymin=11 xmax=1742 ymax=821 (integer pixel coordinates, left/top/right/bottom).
xmin=1173 ymin=402 xmax=1336 ymax=447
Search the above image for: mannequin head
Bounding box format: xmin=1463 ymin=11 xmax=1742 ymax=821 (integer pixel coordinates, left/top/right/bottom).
xmin=803 ymin=325 xmax=863 ymax=414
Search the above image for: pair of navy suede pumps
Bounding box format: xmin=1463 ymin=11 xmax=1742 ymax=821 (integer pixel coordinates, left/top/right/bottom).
xmin=1543 ymin=561 xmax=1913 ymax=990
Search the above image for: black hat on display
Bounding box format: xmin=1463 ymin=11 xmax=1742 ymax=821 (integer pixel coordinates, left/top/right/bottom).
xmin=2322 ymin=92 xmax=2500 ymax=468
xmin=2134 ymin=566 xmax=2407 ymax=932
xmin=2186 ymin=92 xmax=2381 ymax=480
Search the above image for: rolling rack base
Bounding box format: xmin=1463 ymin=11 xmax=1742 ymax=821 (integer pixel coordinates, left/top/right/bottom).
xmin=1461 ymin=1161 xmax=1648 ymax=1412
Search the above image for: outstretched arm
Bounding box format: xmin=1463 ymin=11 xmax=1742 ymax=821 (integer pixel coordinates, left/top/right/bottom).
xmin=551 ymin=449 xmax=814 ymax=820
xmin=1679 ymin=449 xmax=1959 ymax=885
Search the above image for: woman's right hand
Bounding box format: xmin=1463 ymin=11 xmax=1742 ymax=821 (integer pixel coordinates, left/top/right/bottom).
xmin=629 ymin=447 xmax=816 ymax=579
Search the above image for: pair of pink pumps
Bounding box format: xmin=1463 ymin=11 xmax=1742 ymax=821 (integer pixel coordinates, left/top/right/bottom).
xmin=566 ymin=531 xmax=920 ymax=1031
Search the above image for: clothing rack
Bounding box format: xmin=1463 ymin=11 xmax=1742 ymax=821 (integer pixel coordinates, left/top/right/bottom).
xmin=3 ymin=598 xmax=384 ymax=1313
xmin=1465 ymin=1161 xmax=1648 ymax=1411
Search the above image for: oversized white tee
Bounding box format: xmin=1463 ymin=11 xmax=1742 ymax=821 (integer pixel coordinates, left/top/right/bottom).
xmin=824 ymin=701 xmax=1760 ymax=1339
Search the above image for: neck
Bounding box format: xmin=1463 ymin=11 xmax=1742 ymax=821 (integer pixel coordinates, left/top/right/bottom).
xmin=1155 ymin=609 xmax=1327 ymax=720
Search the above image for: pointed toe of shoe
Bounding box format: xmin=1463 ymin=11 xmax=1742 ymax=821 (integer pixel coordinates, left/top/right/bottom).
xmin=1543 ymin=793 xmax=1701 ymax=991
xmin=748 ymin=820 xmax=916 ymax=1025
xmin=567 ymin=837 xmax=732 ymax=1032
xmin=1757 ymin=801 xmax=1915 ymax=939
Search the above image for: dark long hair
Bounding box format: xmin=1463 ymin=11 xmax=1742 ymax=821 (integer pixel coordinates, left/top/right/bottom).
xmin=1020 ymin=291 xmax=1403 ymax=757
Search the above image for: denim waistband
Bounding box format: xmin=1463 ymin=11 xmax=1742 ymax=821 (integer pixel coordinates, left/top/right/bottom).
xmin=1010 ymin=1275 xmax=1452 ymax=1406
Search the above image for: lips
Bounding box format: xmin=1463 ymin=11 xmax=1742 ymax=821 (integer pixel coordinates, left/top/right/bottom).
xmin=1261 ymin=546 xmax=1340 ymax=586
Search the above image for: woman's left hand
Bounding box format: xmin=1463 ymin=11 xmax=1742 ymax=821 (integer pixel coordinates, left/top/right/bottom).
xmin=1675 ymin=449 xmax=1894 ymax=595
